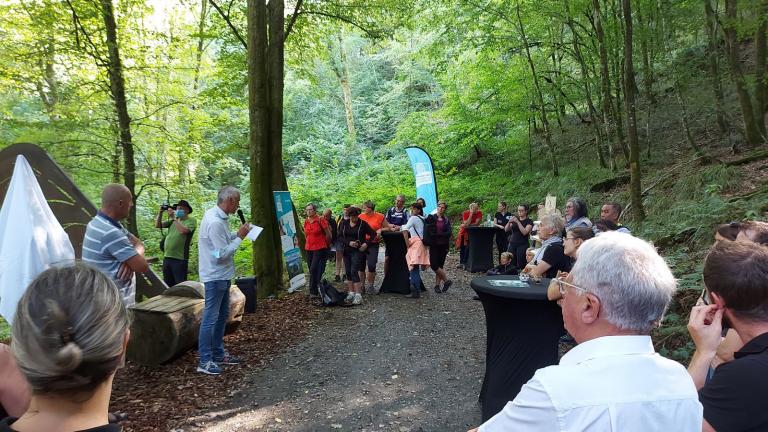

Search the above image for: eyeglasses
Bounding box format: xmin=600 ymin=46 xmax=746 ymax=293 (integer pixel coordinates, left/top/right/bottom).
xmin=699 ymin=288 xmax=712 ymax=305
xmin=564 ymin=236 xmax=576 ymax=242
xmin=557 ymin=278 xmax=591 ymax=297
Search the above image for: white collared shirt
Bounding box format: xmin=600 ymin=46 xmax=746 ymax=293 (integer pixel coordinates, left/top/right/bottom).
xmin=479 ymin=335 xmax=702 ymax=432
xmin=198 ymin=206 xmax=242 ymax=283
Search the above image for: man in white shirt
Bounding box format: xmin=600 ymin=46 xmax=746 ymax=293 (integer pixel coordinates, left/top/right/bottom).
xmin=197 ymin=186 xmax=250 ymax=375
xmin=471 ymin=232 xmax=702 ymax=432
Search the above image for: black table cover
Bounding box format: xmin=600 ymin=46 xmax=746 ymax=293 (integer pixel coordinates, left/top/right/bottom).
xmin=466 ymin=226 xmax=496 ymax=272
xmin=380 ymin=231 xmax=410 ymax=294
xmin=471 ymin=275 xmax=565 ymax=422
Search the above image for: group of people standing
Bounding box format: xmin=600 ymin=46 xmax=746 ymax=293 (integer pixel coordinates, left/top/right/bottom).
xmin=303 ymin=195 xmax=455 ymax=303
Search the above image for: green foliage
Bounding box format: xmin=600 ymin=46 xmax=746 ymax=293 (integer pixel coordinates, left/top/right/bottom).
xmin=0 ymin=317 xmax=8 ymax=341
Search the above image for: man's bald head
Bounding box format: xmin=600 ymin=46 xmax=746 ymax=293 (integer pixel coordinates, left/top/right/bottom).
xmin=101 ymin=184 xmax=133 ymax=220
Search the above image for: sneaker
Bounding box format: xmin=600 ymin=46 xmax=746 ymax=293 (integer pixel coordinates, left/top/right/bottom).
xmin=197 ymin=361 xmax=222 ymax=375
xmin=442 ymin=280 xmax=453 ymax=293
xmin=352 ymin=293 xmax=363 ymax=305
xmin=216 ymin=352 xmax=242 ymax=365
xmin=434 ymin=285 xmax=441 ymax=293
xmin=334 ymin=275 xmax=341 ymax=282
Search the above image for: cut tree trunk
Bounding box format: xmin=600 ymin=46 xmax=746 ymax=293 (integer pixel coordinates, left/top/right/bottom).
xmin=127 ymin=282 xmax=245 ymax=365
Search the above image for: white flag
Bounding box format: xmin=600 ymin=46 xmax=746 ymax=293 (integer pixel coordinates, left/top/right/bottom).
xmin=0 ymin=155 xmax=75 ymax=324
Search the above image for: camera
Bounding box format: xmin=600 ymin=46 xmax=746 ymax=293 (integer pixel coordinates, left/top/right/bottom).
xmin=160 ymin=202 xmax=175 ymax=211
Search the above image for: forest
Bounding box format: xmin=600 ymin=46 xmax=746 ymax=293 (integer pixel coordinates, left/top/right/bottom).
xmin=1 ymin=0 xmax=768 ymax=361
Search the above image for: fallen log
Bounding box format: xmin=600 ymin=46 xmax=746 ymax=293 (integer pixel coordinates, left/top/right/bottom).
xmin=127 ymin=281 xmax=245 ymax=365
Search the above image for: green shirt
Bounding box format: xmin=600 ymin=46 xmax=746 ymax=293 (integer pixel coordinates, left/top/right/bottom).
xmin=162 ymin=217 xmax=197 ymax=260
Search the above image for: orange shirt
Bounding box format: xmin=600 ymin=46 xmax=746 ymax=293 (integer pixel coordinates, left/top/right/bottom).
xmin=359 ymin=212 xmax=385 ymax=243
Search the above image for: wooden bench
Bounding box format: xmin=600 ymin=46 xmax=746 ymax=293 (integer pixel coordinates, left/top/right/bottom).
xmin=127 ymin=281 xmax=245 ymax=365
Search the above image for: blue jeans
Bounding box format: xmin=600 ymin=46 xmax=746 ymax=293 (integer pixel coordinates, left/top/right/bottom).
xmin=198 ymin=280 xmax=230 ymax=364
xmin=409 ymin=267 xmax=422 ymax=298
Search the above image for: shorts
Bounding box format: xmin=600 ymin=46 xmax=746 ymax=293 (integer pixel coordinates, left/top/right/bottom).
xmin=365 ymin=243 xmax=380 ymax=272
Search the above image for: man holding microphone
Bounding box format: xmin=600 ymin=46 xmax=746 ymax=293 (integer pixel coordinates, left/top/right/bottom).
xmin=197 ymin=186 xmax=250 ymax=375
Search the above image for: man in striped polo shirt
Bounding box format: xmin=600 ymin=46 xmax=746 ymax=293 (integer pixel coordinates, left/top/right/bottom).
xmin=82 ymin=184 xmax=149 ymax=307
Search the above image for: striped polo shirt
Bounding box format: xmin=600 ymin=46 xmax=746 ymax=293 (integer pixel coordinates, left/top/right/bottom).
xmin=82 ymin=212 xmax=138 ymax=306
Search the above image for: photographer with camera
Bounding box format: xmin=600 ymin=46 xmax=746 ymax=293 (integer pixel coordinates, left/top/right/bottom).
xmin=154 ymin=199 xmax=196 ymax=287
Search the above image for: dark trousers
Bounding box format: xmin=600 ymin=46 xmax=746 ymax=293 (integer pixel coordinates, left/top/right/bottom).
xmin=307 ymin=248 xmax=328 ymax=295
xmin=163 ymin=257 xmax=188 ymax=287
xmin=495 ymin=234 xmax=508 ymax=262
xmin=508 ymin=243 xmax=528 ymax=270
xmin=460 ymin=245 xmax=469 ymax=264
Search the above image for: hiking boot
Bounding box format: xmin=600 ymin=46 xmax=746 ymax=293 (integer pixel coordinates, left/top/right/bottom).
xmin=197 ymin=361 xmax=222 ymax=375
xmin=215 ymin=352 xmax=242 ymax=365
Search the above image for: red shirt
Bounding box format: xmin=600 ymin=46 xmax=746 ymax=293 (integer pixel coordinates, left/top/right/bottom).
xmin=455 ymin=210 xmax=483 ymax=247
xmin=359 ymin=212 xmax=385 ymax=243
xmin=304 ymin=216 xmax=329 ymax=251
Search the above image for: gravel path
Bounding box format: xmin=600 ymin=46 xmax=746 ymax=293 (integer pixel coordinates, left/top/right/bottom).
xmin=186 ymin=251 xmax=487 ymax=432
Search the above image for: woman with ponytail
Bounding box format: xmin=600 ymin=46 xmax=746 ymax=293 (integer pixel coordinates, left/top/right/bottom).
xmin=1 ymin=263 xmax=130 ymax=432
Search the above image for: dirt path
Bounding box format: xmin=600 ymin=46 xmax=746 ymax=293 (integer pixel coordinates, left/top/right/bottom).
xmin=185 ymin=252 xmax=486 ymax=432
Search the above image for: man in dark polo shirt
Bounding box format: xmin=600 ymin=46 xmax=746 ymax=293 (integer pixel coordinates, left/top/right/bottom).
xmin=154 ymin=199 xmax=196 ymax=287
xmin=687 ymin=240 xmax=768 ymax=432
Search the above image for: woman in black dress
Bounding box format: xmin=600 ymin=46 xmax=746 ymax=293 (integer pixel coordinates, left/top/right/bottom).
xmin=505 ymin=204 xmax=534 ymax=270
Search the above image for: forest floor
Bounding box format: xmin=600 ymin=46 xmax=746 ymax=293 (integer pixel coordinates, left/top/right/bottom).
xmin=176 ymin=251 xmax=487 ymax=432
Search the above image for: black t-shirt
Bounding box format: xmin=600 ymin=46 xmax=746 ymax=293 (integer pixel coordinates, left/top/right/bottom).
xmin=0 ymin=418 xmax=121 ymax=432
xmin=539 ymin=243 xmax=570 ymax=278
xmin=699 ymin=332 xmax=768 ymax=432
xmin=508 ymin=217 xmax=533 ymax=245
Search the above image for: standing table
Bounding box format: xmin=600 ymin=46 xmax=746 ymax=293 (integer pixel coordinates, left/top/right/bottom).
xmin=471 ymin=275 xmax=565 ymax=421
xmin=380 ymin=231 xmax=410 ymax=294
xmin=466 ymin=226 xmax=496 ymax=272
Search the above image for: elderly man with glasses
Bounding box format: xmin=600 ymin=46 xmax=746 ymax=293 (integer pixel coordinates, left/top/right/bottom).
xmin=471 ymin=232 xmax=702 ymax=432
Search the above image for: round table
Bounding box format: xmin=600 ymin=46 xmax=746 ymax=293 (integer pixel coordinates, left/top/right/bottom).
xmin=471 ymin=275 xmax=565 ymax=421
xmin=466 ymin=226 xmax=496 ymax=272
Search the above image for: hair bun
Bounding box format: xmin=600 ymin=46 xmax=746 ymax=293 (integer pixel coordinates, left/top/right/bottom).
xmin=55 ymin=342 xmax=83 ymax=372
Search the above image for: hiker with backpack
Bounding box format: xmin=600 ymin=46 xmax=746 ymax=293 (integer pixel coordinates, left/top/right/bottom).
xmin=424 ymin=200 xmax=453 ymax=293
xmin=400 ymin=202 xmax=430 ymax=299
xmin=338 ymin=206 xmax=377 ymax=305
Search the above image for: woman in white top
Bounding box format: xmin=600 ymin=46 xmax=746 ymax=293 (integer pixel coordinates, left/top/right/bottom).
xmin=400 ymin=202 xmax=430 ymax=298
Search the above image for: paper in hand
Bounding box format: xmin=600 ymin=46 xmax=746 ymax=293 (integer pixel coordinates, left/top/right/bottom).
xmin=246 ymin=224 xmax=263 ymax=241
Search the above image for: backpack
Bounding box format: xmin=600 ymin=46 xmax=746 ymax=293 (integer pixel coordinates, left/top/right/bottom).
xmin=422 ymin=215 xmax=437 ymax=247
xmin=318 ymin=279 xmax=348 ymax=306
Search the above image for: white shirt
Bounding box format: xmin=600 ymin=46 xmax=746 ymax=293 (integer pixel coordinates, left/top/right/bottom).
xmin=401 ymin=215 xmax=425 ymax=238
xmin=479 ymin=335 xmax=702 ymax=432
xmin=198 ymin=206 xmax=242 ymax=283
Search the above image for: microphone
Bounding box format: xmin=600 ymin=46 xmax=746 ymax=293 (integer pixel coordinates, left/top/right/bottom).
xmin=237 ymin=209 xmax=247 ymax=225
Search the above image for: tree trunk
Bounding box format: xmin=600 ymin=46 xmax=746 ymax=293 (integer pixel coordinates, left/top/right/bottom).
xmin=704 ymin=0 xmax=728 ymax=135
xmin=593 ymin=0 xmax=618 ymax=171
xmin=623 ymin=0 xmax=645 ymax=220
xmin=267 ymin=0 xmax=290 ymax=276
xmin=724 ymin=0 xmax=762 ymax=146
xmin=331 ymin=33 xmax=357 ymax=145
xmin=565 ymin=0 xmax=607 ymax=168
xmin=247 ymin=0 xmax=282 ymax=295
xmin=179 ymin=0 xmax=209 ymax=186
xmin=676 ymin=82 xmax=709 ymax=158
xmin=755 ymin=1 xmax=767 ymax=138
xmin=516 ymin=3 xmax=558 ymax=176
xmin=636 ymin=4 xmax=656 ymax=105
xmin=100 ymin=0 xmax=138 ymax=235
